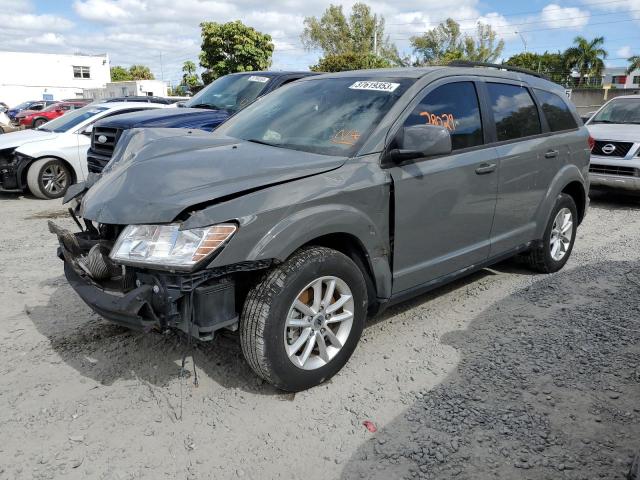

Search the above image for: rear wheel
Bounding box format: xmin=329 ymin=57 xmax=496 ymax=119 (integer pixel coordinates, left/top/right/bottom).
xmin=26 ymin=158 xmax=71 ymax=199
xmin=240 ymin=246 xmax=367 ymax=391
xmin=524 ymin=193 xmax=578 ymax=273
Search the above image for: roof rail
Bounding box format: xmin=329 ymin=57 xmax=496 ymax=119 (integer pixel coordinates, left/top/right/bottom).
xmin=447 ymin=60 xmax=550 ymax=80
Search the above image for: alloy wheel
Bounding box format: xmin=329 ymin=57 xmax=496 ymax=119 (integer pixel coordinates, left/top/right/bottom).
xmin=41 ymin=163 xmax=68 ymax=196
xmin=284 ymin=276 xmax=354 ymax=370
xmin=550 ymin=207 xmax=573 ymax=261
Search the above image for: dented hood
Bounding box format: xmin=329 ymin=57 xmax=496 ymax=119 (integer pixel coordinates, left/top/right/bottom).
xmin=80 ymin=128 xmax=347 ymax=225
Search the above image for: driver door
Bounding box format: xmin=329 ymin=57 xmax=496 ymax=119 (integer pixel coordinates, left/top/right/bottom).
xmin=388 ymin=80 xmax=499 ymax=293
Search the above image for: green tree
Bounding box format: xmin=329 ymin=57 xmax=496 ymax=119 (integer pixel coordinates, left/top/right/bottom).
xmin=199 ymin=20 xmax=274 ymax=83
xmin=128 ymin=64 xmax=155 ymax=80
xmin=411 ymin=18 xmax=464 ymax=65
xmin=506 ymin=51 xmax=566 ymax=83
xmin=181 ymin=60 xmax=200 ymax=88
xmin=627 ymin=55 xmax=640 ymax=74
xmin=310 ymin=52 xmax=392 ymax=72
xmin=411 ymin=18 xmax=504 ymax=65
xmin=301 ymin=3 xmax=401 ymax=70
xmin=110 ymin=65 xmax=132 ymax=81
xmin=563 ymin=36 xmax=607 ymax=86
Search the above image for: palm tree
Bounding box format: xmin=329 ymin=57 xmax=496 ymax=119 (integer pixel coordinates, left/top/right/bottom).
xmin=564 ymin=36 xmax=607 ymax=87
xmin=627 ymin=55 xmax=640 ymax=74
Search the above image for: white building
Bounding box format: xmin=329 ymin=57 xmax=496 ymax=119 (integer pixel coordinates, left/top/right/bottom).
xmin=0 ymin=51 xmax=110 ymax=107
xmin=84 ymin=80 xmax=168 ymax=100
xmin=601 ymin=67 xmax=640 ymax=89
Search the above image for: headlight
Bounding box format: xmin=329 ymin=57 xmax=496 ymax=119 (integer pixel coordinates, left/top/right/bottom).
xmin=110 ymin=223 xmax=237 ymax=269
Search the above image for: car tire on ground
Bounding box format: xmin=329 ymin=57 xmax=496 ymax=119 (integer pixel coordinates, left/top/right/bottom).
xmin=525 ymin=193 xmax=578 ymax=273
xmin=32 ymin=118 xmax=47 ymax=128
xmin=240 ymin=246 xmax=367 ymax=392
xmin=26 ymin=158 xmax=71 ymax=200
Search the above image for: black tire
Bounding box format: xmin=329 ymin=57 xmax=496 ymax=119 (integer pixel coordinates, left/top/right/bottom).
xmin=525 ymin=193 xmax=578 ymax=273
xmin=240 ymin=246 xmax=367 ymax=391
xmin=32 ymin=118 xmax=47 ymax=128
xmin=26 ymin=158 xmax=71 ymax=199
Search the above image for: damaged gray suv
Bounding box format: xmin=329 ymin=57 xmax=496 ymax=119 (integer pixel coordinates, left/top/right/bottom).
xmin=51 ymin=64 xmax=590 ymax=391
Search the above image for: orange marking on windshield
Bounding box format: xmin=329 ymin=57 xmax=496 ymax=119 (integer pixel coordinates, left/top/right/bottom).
xmin=331 ymin=129 xmax=361 ymax=145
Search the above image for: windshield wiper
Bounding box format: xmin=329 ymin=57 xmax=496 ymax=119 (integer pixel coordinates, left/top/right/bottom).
xmin=246 ymin=138 xmax=283 ymax=148
xmin=187 ymin=103 xmax=220 ymax=110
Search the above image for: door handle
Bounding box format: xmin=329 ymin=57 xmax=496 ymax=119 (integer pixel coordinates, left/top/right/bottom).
xmin=544 ymin=150 xmax=559 ymax=158
xmin=475 ymin=163 xmax=497 ymax=175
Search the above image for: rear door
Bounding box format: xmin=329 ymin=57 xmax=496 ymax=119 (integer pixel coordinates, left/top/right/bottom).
xmin=483 ymin=81 xmax=554 ymax=255
xmin=389 ymin=79 xmax=499 ymax=293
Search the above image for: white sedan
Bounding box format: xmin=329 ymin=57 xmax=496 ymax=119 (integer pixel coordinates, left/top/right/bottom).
xmin=0 ymin=102 xmax=168 ymax=199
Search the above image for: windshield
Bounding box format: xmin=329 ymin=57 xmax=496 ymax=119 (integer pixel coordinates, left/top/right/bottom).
xmin=590 ymin=98 xmax=640 ymax=124
xmin=184 ymin=74 xmax=272 ymax=111
xmin=13 ymin=101 xmax=32 ymax=110
xmin=218 ymin=77 xmax=413 ymax=156
xmin=38 ymin=105 xmax=108 ymax=133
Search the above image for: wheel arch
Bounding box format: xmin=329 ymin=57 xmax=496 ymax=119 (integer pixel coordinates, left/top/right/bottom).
xmin=534 ymin=164 xmax=588 ymax=238
xmin=561 ymin=180 xmax=587 ymax=224
xmin=19 ymin=155 xmax=77 ymax=189
xmin=300 ymin=232 xmax=381 ymax=314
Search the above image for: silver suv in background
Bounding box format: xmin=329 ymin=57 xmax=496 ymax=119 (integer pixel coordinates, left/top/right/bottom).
xmin=51 ymin=63 xmax=590 ymax=391
xmin=586 ymin=95 xmax=640 ymax=192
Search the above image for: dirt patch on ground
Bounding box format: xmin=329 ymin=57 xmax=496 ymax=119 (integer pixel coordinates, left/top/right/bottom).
xmin=0 ymin=190 xmax=638 ymax=479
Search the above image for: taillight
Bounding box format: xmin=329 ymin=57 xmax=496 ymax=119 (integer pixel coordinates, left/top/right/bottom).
xmin=588 ymin=135 xmax=595 ymax=151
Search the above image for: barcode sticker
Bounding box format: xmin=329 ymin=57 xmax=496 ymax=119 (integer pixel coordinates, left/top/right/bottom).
xmin=349 ymin=81 xmax=400 ymax=92
xmin=248 ymin=76 xmax=270 ymax=83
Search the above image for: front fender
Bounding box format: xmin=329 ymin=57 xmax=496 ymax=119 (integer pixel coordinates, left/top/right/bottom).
xmin=181 ymin=157 xmax=393 ymax=299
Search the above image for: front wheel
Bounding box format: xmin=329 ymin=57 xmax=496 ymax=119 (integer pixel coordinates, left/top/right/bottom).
xmin=525 ymin=193 xmax=578 ymax=273
xmin=26 ymin=158 xmax=71 ymax=199
xmin=32 ymin=118 xmax=47 ymax=128
xmin=240 ymin=246 xmax=367 ymax=391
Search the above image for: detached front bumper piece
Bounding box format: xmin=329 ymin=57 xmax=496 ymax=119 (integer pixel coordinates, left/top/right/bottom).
xmin=50 ymin=221 xmax=240 ymax=340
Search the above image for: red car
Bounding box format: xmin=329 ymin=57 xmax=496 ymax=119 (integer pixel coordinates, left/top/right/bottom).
xmin=18 ymin=100 xmax=90 ymax=128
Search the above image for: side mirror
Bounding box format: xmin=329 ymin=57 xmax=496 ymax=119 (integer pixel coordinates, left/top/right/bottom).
xmin=389 ymin=124 xmax=452 ymax=163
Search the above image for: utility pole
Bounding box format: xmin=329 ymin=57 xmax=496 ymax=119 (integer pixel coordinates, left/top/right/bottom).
xmin=515 ymin=31 xmax=527 ymax=52
xmin=373 ymin=16 xmax=377 ymax=56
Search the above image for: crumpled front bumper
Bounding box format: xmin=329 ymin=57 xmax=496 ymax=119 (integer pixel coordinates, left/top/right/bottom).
xmin=63 ymin=259 xmax=159 ymax=331
xmin=51 ymin=221 xmax=241 ymax=340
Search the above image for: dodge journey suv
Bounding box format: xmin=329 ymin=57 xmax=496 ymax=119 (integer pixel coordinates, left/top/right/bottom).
xmin=51 ymin=64 xmax=590 ymax=391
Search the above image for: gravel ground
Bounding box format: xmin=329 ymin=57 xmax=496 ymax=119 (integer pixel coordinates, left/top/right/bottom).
xmin=0 ymin=190 xmax=638 ymax=480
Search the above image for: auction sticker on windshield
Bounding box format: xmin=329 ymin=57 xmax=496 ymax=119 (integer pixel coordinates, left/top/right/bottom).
xmin=349 ymin=81 xmax=400 ymax=92
xmin=248 ymin=76 xmax=270 ymax=83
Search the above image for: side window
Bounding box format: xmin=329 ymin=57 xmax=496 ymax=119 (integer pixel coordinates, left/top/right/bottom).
xmin=487 ymin=83 xmax=541 ymax=142
xmin=404 ymin=82 xmax=483 ymax=150
xmin=534 ymin=89 xmax=578 ymax=132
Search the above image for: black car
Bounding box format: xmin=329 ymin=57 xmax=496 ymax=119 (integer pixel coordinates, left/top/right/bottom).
xmin=86 ymin=71 xmax=316 ymax=173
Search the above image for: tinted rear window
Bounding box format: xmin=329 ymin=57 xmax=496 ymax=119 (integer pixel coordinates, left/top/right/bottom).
xmin=535 ymin=89 xmax=577 ymax=131
xmin=487 ymin=83 xmax=541 ymax=142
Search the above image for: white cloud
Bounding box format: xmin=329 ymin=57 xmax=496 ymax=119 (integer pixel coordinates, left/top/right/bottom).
xmin=617 ymin=45 xmax=633 ymax=58
xmin=582 ymin=0 xmax=640 ymax=21
xmin=4 ymin=0 xmax=34 ymax=13
xmin=541 ymin=4 xmax=590 ymax=30
xmin=5 ymin=13 xmax=74 ymax=32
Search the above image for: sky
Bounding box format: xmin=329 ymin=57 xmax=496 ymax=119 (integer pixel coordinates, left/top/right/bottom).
xmin=2 ymin=0 xmax=639 ymax=86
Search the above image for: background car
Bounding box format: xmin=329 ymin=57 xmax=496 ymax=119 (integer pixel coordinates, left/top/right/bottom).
xmin=86 ymin=71 xmax=316 ymax=173
xmin=586 ymin=95 xmax=640 ymax=192
xmin=102 ymin=96 xmax=175 ymax=104
xmin=0 ymin=101 xmax=168 ymax=199
xmin=7 ymin=100 xmax=58 ymax=121
xmin=17 ymin=100 xmax=91 ymax=128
